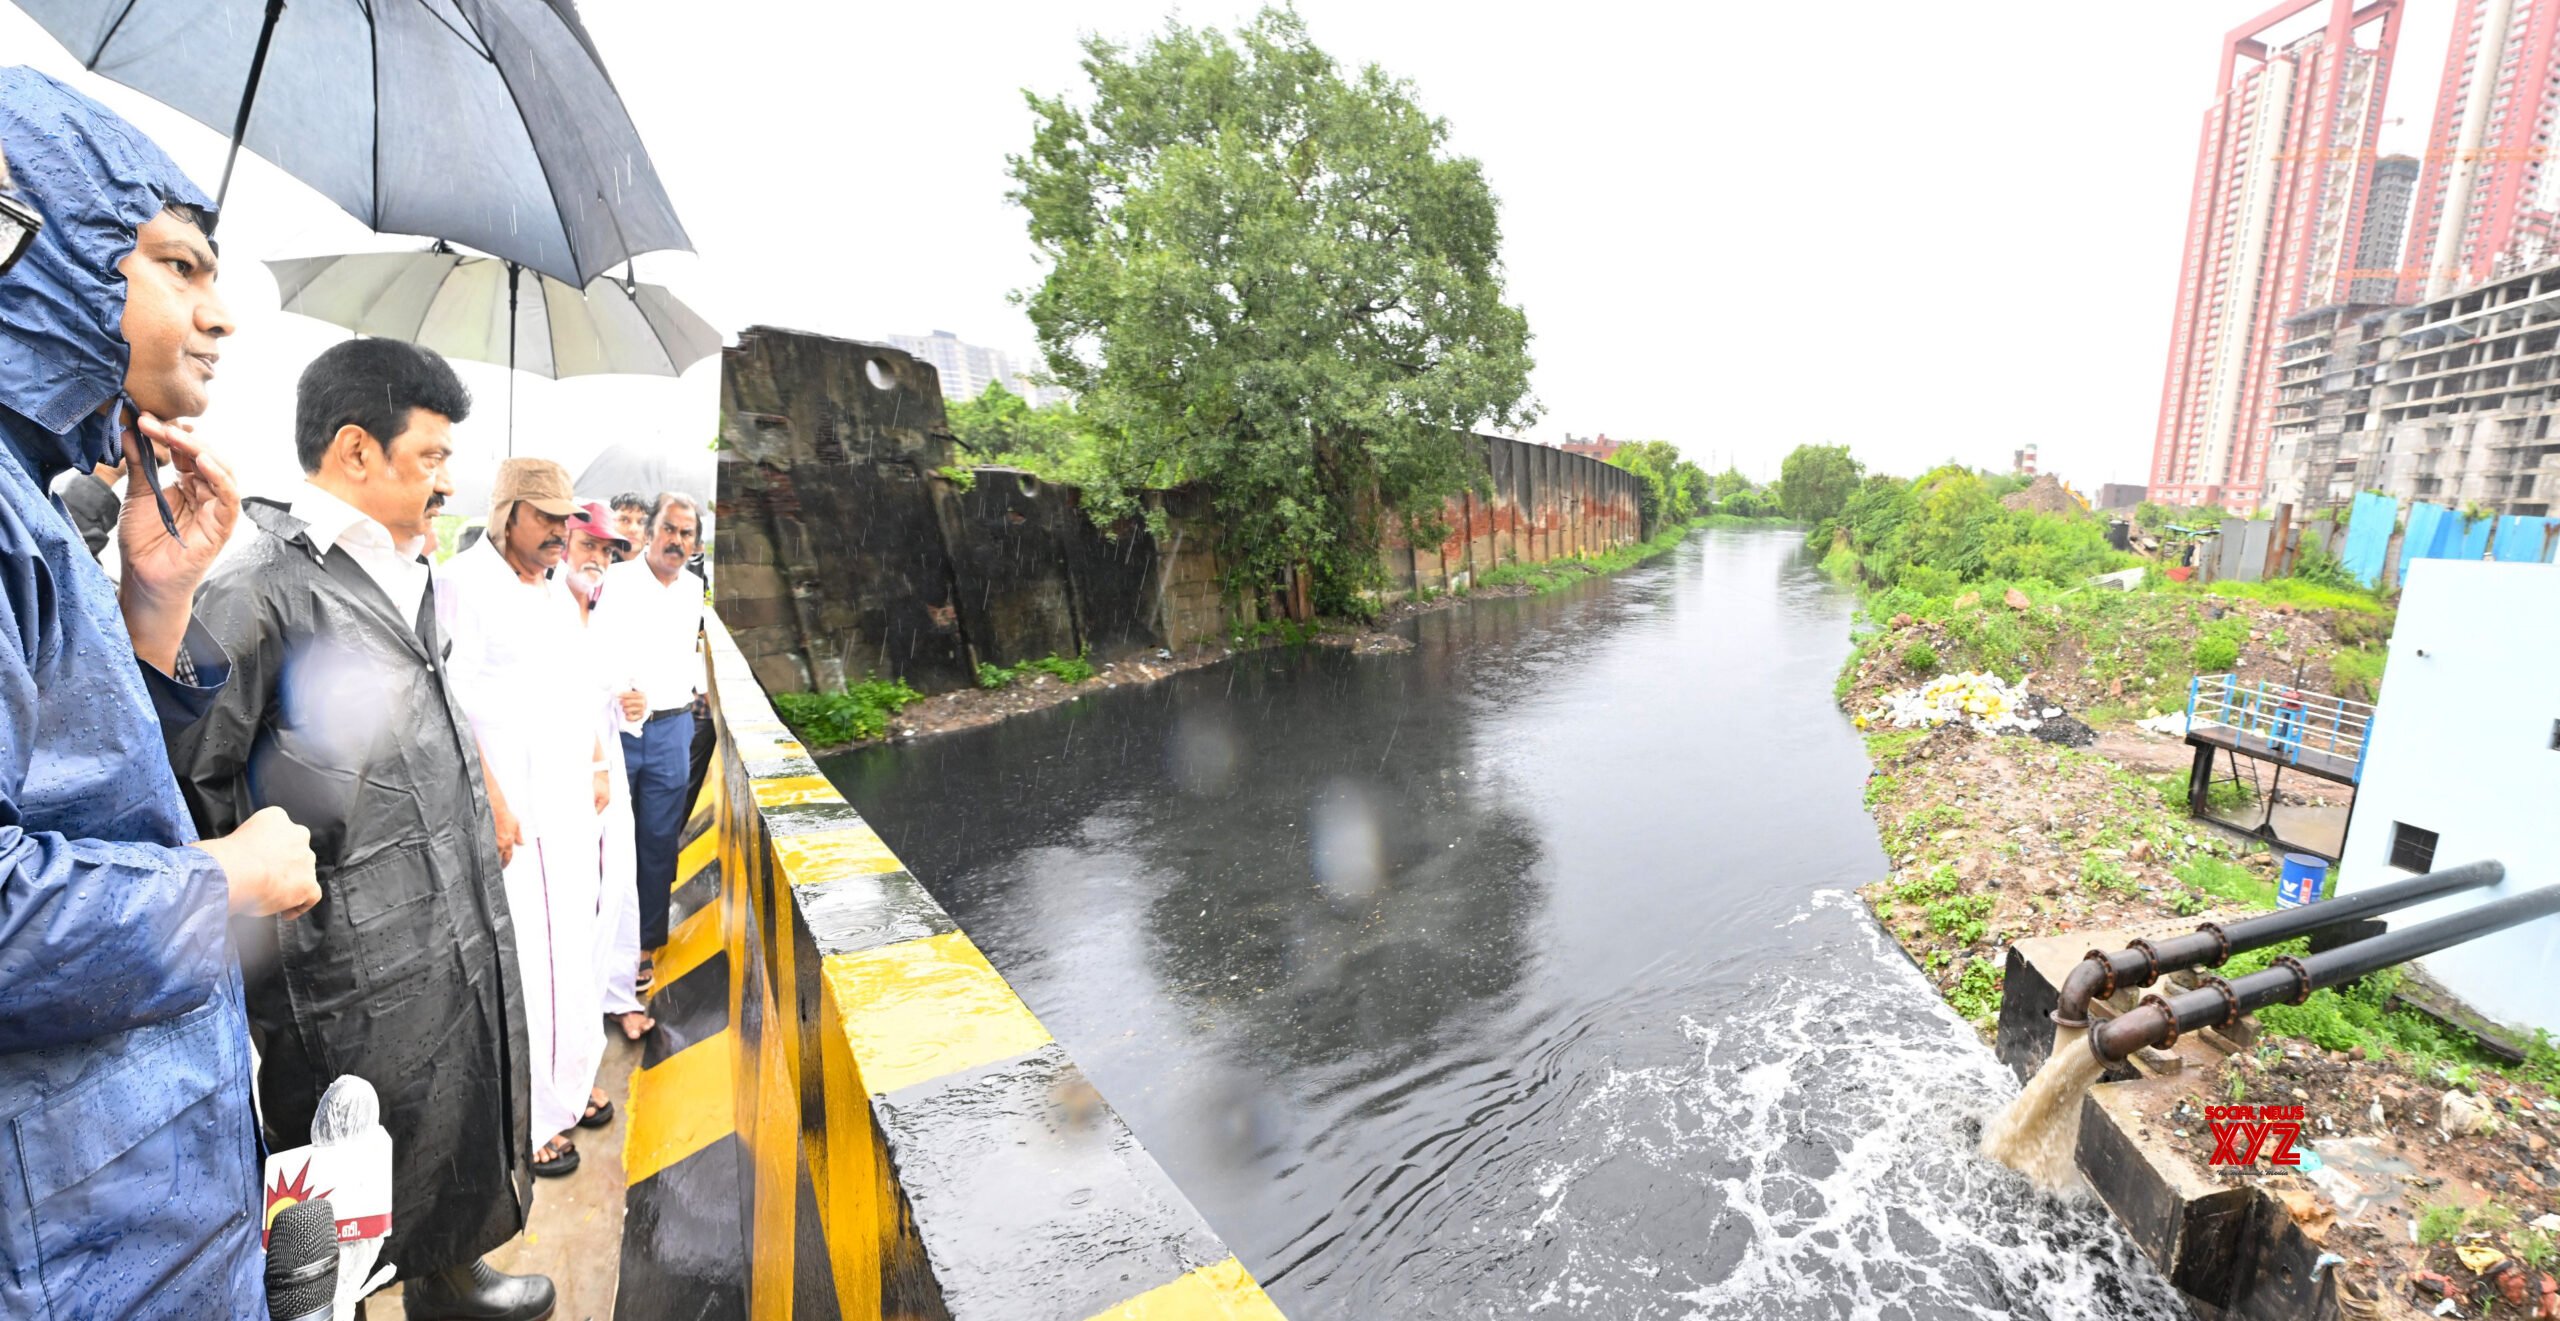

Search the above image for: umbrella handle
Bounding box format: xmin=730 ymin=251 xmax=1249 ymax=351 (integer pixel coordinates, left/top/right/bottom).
xmin=212 ymin=0 xmax=289 ymax=223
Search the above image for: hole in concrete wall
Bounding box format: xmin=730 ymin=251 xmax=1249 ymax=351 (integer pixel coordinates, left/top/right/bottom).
xmin=865 ymin=358 xmax=896 ymax=392
xmin=2388 ymin=822 xmax=2439 ymax=874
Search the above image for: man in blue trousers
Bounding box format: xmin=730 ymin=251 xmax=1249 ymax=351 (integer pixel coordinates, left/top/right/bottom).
xmin=0 ymin=68 xmax=320 ymax=1320
xmin=595 ymin=492 xmax=706 ymax=960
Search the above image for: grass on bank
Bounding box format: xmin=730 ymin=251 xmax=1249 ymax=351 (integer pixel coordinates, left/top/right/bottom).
xmin=1827 ymin=564 xmax=2396 ymax=710
xmin=976 ymin=653 xmax=1097 ymax=688
xmin=1470 ymin=515 xmax=1783 ymax=595
xmin=772 ymin=678 xmax=924 ymax=748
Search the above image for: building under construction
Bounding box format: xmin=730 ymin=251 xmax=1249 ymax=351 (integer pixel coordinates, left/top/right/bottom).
xmin=2268 ymin=260 xmax=2560 ymax=518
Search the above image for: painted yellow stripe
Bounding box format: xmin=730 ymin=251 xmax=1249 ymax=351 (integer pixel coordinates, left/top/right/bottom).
xmin=751 ymin=774 xmax=843 ymax=809
xmin=652 ymin=898 xmax=724 ymax=989
xmin=820 ymin=930 xmax=1052 ymax=1096
xmin=774 ymin=824 xmax=902 ymax=886
xmin=1084 ymin=1258 xmax=1284 ymax=1320
xmin=624 ymin=1031 xmax=737 ymax=1184
xmin=676 ymin=825 xmax=720 ymax=890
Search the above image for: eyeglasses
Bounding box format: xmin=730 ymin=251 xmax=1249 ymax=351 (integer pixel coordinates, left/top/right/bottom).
xmin=0 ymin=190 xmax=38 ymax=279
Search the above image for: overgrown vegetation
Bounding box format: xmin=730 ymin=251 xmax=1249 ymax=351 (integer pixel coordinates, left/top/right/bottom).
xmin=1826 ymin=462 xmax=2129 ymax=594
xmin=772 ymin=678 xmax=926 ymax=748
xmin=975 ymin=653 xmax=1098 ymax=689
xmin=1469 ymin=515 xmax=1706 ymax=595
xmin=1011 ymin=7 xmax=1535 ymax=614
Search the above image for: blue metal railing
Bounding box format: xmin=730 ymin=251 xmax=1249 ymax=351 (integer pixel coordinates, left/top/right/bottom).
xmin=2185 ymin=672 xmax=2375 ymax=781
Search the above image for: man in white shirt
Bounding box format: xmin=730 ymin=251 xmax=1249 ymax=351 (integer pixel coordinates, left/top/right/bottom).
xmin=592 ymin=491 xmax=705 ymax=956
xmin=560 ymin=503 xmax=650 ymax=1041
xmin=436 ymin=458 xmax=612 ymax=1180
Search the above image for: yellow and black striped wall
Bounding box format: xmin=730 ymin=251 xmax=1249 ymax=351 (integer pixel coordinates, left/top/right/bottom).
xmin=615 ymin=615 xmax=1285 ymax=1320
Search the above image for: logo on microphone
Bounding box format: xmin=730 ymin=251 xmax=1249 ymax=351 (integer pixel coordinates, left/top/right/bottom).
xmin=263 ymin=1160 xmax=334 ymax=1230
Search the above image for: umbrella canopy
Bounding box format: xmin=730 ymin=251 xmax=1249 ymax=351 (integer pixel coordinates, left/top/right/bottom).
xmin=573 ymin=439 xmax=714 ymax=511
xmin=267 ymin=249 xmax=721 ymax=380
xmin=15 ymin=0 xmax=689 ymax=286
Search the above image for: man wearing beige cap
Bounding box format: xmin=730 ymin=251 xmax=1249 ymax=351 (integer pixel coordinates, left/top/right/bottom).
xmin=168 ymin=338 xmax=551 ymax=1318
xmin=436 ymin=457 xmax=615 ymax=1182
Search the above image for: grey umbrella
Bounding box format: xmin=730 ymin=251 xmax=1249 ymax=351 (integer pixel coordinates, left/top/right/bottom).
xmin=267 ymin=246 xmax=721 ymax=448
xmin=14 ymin=0 xmax=688 ymax=287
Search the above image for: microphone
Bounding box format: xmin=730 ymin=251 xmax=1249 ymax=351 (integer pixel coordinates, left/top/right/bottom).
xmin=310 ymin=1075 xmax=397 ymax=1319
xmin=264 ymin=1198 xmax=339 ymax=1321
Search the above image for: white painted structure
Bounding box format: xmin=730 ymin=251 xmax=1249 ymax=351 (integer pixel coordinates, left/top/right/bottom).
xmin=2334 ymin=559 xmax=2560 ymax=1036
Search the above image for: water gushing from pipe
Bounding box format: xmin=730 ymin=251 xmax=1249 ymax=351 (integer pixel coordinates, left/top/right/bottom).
xmin=1980 ymin=1025 xmax=2105 ymax=1191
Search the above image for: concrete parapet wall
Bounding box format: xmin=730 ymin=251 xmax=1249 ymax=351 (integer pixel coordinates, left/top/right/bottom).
xmin=614 ymin=613 xmax=1284 ymax=1319
xmin=716 ymin=326 xmax=1643 ymax=693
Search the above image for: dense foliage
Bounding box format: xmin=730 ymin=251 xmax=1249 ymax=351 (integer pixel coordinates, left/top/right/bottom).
xmin=1606 ymin=440 xmax=1711 ymax=530
xmin=1011 ymin=7 xmax=1535 ymax=613
xmin=1828 ymin=465 xmax=2126 ymax=594
xmin=944 ymin=381 xmax=1098 ymax=482
xmin=771 ymin=679 xmax=924 ymax=748
xmin=1778 ymin=443 xmax=1862 ymax=524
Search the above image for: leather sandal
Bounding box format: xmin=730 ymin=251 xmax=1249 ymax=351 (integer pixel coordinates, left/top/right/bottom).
xmin=578 ymin=1094 xmax=614 ymax=1129
xmin=532 ymin=1135 xmax=579 ymax=1178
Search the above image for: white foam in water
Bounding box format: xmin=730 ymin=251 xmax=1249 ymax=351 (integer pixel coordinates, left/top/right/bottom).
xmin=1502 ymin=893 xmax=2185 ymax=1319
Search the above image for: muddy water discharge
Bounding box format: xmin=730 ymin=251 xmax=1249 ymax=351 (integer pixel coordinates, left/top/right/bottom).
xmin=1980 ymin=1028 xmax=2107 ymax=1191
xmin=828 ymin=529 xmax=2183 ymax=1319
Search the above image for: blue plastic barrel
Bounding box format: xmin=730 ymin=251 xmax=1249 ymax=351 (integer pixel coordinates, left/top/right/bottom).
xmin=2277 ymin=853 xmax=2327 ymax=908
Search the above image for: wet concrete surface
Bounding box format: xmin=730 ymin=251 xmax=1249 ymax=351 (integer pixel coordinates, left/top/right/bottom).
xmin=372 ymin=1033 xmax=638 ymax=1320
xmin=828 ymin=528 xmax=2192 ymax=1319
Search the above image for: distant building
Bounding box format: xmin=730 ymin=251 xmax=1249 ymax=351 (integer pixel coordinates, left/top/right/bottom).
xmin=2147 ymin=0 xmax=2404 ymax=512
xmin=2351 ymin=155 xmax=2419 ymax=304
xmin=881 ymin=330 xmax=1070 ymax=407
xmin=2331 ymin=559 xmax=2560 ymax=1039
xmin=2265 ymin=259 xmax=2560 ymax=518
xmin=2013 ymin=444 xmax=2038 ymax=477
xmin=1559 ymin=433 xmax=1624 ymax=463
xmin=2266 ymin=301 xmax=2394 ymax=514
xmin=2399 ymin=0 xmax=2560 ymax=300
xmin=2095 ymin=483 xmax=2149 ymax=511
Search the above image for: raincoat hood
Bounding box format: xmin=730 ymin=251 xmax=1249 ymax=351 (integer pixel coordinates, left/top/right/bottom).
xmin=0 ymin=65 xmax=216 ymax=482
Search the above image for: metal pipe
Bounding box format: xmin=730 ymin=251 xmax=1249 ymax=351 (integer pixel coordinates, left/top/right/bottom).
xmin=2090 ymin=879 xmax=2560 ymax=1063
xmin=2050 ymin=860 xmax=2504 ymax=1027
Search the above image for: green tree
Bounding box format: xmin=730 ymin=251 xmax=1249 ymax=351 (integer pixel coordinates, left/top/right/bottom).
xmin=1778 ymin=443 xmax=1863 ymax=525
xmin=944 ymin=381 xmax=1098 ymax=482
xmin=1608 ymin=440 xmax=1709 ymax=529
xmin=1011 ymin=7 xmax=1536 ymax=612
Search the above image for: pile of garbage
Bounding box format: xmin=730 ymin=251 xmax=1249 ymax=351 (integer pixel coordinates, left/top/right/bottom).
xmin=1859 ymin=671 xmax=2049 ymax=736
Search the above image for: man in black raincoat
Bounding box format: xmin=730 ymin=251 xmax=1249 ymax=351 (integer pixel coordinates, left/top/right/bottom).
xmin=166 ymin=338 xmax=552 ymax=1319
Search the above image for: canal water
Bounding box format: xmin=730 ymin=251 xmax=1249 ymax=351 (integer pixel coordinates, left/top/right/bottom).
xmin=824 ymin=528 xmax=2186 ymax=1320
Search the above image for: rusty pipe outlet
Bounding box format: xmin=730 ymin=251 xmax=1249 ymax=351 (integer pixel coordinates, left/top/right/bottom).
xmin=2048 ymin=860 xmax=2506 ymax=1028
xmin=2088 ymin=871 xmax=2557 ymax=1064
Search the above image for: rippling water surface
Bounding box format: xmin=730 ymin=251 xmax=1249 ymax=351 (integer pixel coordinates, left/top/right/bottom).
xmin=826 ymin=528 xmax=2185 ymax=1319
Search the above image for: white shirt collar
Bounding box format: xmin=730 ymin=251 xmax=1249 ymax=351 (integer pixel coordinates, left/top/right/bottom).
xmin=289 ymin=480 xmax=426 ymax=561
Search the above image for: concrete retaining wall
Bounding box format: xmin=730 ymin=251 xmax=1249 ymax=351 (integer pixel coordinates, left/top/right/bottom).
xmin=715 ymin=326 xmax=1642 ymax=694
xmin=615 ymin=613 xmax=1283 ymax=1319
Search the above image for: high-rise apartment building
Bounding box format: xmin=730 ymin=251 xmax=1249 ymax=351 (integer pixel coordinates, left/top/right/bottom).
xmin=2352 ymin=154 xmax=2421 ymax=303
xmin=2400 ymin=0 xmax=2560 ymax=300
xmin=881 ymin=330 xmax=1071 ymax=407
xmin=2148 ymin=0 xmax=2403 ymax=511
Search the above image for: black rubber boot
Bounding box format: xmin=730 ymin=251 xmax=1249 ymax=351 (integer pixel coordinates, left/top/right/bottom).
xmin=402 ymin=1259 xmax=557 ymax=1321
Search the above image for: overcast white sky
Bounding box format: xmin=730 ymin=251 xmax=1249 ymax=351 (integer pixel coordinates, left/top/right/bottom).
xmin=3 ymin=0 xmax=2458 ymax=499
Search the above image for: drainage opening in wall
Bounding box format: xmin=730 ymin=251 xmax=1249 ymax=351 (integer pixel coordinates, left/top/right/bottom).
xmin=865 ymin=358 xmax=896 ymax=391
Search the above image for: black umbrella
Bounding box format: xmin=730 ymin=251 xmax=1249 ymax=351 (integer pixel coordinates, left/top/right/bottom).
xmin=15 ymin=0 xmax=689 ymax=287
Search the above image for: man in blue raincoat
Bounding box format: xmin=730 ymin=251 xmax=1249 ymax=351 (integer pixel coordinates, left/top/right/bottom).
xmin=0 ymin=67 xmax=321 ymax=1319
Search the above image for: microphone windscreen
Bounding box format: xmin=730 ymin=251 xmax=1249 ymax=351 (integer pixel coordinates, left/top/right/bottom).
xmin=265 ymin=1197 xmax=340 ymax=1321
xmin=311 ymin=1074 xmax=380 ymax=1144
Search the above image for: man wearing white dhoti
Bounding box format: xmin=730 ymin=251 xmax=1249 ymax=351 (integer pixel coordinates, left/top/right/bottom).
xmin=561 ymin=502 xmax=651 ymax=1042
xmin=435 ymin=458 xmax=610 ymax=1179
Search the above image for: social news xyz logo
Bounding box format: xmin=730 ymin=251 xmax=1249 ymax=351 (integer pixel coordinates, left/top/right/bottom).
xmin=2206 ymin=1104 xmax=2305 ymax=1167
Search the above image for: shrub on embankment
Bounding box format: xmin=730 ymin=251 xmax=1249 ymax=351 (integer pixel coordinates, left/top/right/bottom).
xmin=1813 ymin=461 xmax=2395 ymax=719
